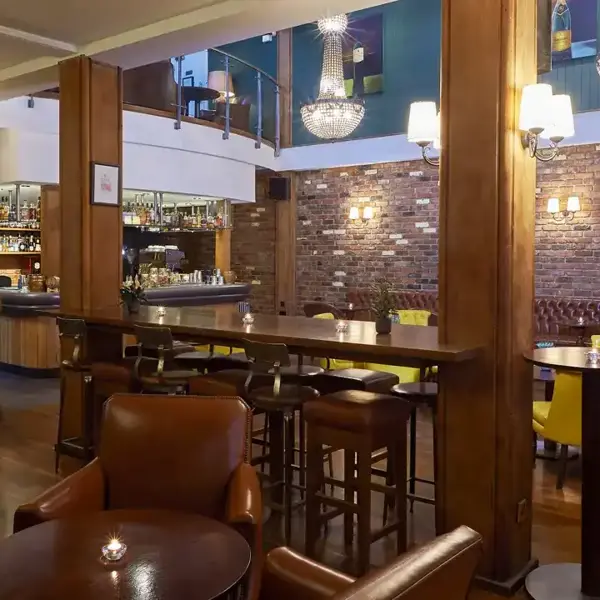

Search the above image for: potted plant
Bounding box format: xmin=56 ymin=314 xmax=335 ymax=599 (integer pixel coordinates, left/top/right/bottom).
xmin=120 ymin=276 xmax=147 ymax=314
xmin=371 ymin=278 xmax=396 ymax=335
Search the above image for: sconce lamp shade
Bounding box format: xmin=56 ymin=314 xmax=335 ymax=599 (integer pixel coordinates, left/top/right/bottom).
xmin=519 ymin=83 xmax=553 ymax=133
xmin=362 ymin=206 xmax=374 ymax=219
xmin=207 ymin=71 xmax=235 ymax=97
xmin=349 ymin=206 xmax=360 ymax=220
xmin=567 ymin=196 xmax=580 ymax=212
xmin=433 ymin=112 xmax=441 ymax=150
xmin=541 ymin=95 xmax=574 ymax=140
xmin=407 ymin=102 xmax=438 ymax=144
xmin=547 ymin=198 xmax=560 ymax=213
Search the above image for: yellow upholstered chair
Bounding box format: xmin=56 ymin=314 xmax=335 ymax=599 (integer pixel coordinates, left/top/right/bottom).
xmin=533 ymin=370 xmax=582 ymax=489
xmin=591 ymin=335 xmax=600 ymax=349
xmin=313 ymin=313 xmax=358 ymax=370
xmin=366 ymin=310 xmax=431 ymax=384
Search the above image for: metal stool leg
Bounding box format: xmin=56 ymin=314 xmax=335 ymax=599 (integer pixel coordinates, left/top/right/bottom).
xmin=283 ymin=410 xmax=294 ymax=544
xmin=408 ymin=405 xmax=417 ymax=512
xmin=55 ymin=371 xmax=67 ymax=473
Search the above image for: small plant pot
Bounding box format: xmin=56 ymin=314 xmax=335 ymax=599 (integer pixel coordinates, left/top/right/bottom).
xmin=375 ymin=315 xmax=392 ymax=335
xmin=125 ymin=299 xmax=141 ymax=314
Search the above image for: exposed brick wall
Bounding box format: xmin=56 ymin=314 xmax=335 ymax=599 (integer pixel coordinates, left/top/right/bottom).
xmin=536 ymin=144 xmax=600 ymax=299
xmin=231 ymin=176 xmax=276 ymax=313
xmin=297 ymin=161 xmax=439 ymax=307
xmin=230 ymin=143 xmax=600 ymax=313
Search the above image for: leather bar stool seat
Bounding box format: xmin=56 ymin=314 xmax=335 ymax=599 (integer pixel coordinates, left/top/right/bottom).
xmin=391 ymin=382 xmax=438 ymax=510
xmin=174 ymin=349 xmax=214 ymax=373
xmin=250 ymin=383 xmax=319 ymax=410
xmin=124 ymin=341 xmax=195 ymax=358
xmin=304 ymin=389 xmax=410 ymax=575
xmin=314 ymin=368 xmax=399 ymax=395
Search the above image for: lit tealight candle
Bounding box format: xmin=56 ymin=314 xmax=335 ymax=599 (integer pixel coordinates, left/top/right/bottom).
xmin=102 ymin=538 xmax=127 ymax=562
xmin=336 ymin=320 xmax=349 ymax=334
xmin=157 ymin=306 xmax=166 ymax=317
xmin=242 ymin=313 xmax=255 ymax=325
xmin=587 ymin=351 xmax=600 ymax=366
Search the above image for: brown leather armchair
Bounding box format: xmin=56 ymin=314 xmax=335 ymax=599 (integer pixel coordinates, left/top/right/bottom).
xmin=14 ymin=394 xmax=263 ymax=599
xmin=259 ymin=525 xmax=482 ymax=600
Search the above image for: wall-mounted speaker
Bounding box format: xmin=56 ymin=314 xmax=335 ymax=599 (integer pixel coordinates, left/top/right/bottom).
xmin=269 ymin=176 xmax=291 ymax=201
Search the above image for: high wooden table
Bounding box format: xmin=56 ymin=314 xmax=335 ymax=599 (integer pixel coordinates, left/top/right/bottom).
xmin=46 ymin=304 xmax=480 ymax=366
xmin=524 ymin=347 xmax=600 ymax=600
xmin=0 ymin=509 xmax=250 ymax=599
xmin=46 ymin=304 xmax=482 ymax=534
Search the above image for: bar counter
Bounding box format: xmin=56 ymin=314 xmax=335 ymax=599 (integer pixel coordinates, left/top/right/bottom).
xmin=0 ymin=283 xmax=251 ymax=374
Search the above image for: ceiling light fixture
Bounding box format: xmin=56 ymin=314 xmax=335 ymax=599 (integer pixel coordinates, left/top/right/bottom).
xmin=301 ymin=14 xmax=365 ymax=140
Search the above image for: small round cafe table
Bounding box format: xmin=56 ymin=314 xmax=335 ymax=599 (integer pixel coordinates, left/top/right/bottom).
xmin=524 ymin=347 xmax=600 ymax=600
xmin=0 ymin=510 xmax=251 ymax=600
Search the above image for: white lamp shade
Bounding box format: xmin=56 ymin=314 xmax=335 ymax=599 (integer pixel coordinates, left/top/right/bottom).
xmin=407 ymin=102 xmax=438 ymax=144
xmin=207 ymin=71 xmax=235 ymax=97
xmin=349 ymin=206 xmax=360 ymax=220
xmin=547 ymin=198 xmax=560 ymax=213
xmin=567 ymin=196 xmax=580 ymax=212
xmin=541 ymin=95 xmax=574 ymax=140
xmin=362 ymin=206 xmax=374 ymax=219
xmin=433 ymin=112 xmax=441 ymax=150
xmin=519 ymin=84 xmax=553 ymax=133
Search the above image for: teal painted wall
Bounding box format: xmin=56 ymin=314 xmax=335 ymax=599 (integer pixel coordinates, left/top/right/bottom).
xmin=208 ymin=37 xmax=278 ymax=140
xmin=540 ymin=58 xmax=600 ymax=113
xmin=211 ymin=0 xmax=600 ymax=146
xmin=292 ymin=0 xmax=441 ymax=145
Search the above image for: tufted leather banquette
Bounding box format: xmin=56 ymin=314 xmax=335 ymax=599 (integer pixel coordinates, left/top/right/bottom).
xmin=346 ymin=290 xmax=600 ymax=341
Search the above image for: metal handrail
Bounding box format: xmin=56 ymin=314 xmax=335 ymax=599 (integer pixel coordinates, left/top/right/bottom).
xmin=173 ymin=48 xmax=282 ymax=156
xmin=210 ymin=47 xmax=280 ymax=88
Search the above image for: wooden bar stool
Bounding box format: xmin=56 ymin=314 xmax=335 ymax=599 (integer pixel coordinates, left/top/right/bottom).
xmin=133 ymin=325 xmax=200 ymax=394
xmin=313 ymin=368 xmax=399 ymax=395
xmin=244 ymin=339 xmax=320 ymax=544
xmin=304 ymin=390 xmax=410 ymax=575
xmin=391 ymin=382 xmax=438 ymax=510
xmin=55 ymin=317 xmax=94 ymax=472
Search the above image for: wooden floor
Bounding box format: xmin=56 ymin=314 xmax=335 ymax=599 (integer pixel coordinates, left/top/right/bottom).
xmin=0 ymin=373 xmax=579 ymax=599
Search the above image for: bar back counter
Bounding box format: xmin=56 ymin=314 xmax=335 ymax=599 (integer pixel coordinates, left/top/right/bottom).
xmin=0 ymin=283 xmax=251 ymax=375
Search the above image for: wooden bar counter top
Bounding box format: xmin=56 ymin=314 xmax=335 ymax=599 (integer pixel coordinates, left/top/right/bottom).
xmin=46 ymin=304 xmax=482 ymax=367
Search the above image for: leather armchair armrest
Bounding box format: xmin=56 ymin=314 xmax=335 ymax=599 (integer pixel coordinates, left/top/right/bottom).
xmin=260 ymin=548 xmax=354 ymax=600
xmin=14 ymin=459 xmax=105 ymax=533
xmin=225 ymin=462 xmax=263 ymax=600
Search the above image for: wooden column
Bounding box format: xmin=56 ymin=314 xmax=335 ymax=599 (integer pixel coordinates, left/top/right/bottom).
xmin=40 ymin=185 xmax=60 ymax=278
xmin=275 ymin=29 xmax=297 ymax=315
xmin=215 ymin=229 xmax=231 ymax=273
xmin=58 ymin=57 xmax=123 ymax=465
xmin=437 ymin=0 xmax=536 ymax=591
xmin=59 ymin=56 xmax=123 ymax=313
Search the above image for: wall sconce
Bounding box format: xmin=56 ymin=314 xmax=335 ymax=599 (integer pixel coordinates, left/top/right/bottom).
xmin=547 ymin=196 xmax=580 ymax=221
xmin=407 ymin=101 xmax=440 ymax=167
xmin=349 ymin=206 xmax=374 ymax=220
xmin=519 ymin=84 xmax=574 ymax=162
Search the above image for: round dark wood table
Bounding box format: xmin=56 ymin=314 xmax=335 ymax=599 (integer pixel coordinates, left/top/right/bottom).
xmin=0 ymin=510 xmax=251 ymax=600
xmin=524 ymin=347 xmax=600 ymax=600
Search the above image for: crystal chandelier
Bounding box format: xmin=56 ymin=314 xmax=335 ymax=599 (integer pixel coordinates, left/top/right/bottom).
xmin=301 ymin=14 xmax=365 ymax=140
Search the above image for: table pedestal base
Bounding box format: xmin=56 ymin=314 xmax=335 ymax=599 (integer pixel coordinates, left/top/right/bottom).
xmin=525 ymin=564 xmax=598 ymax=600
xmin=535 ymin=440 xmax=579 ymax=461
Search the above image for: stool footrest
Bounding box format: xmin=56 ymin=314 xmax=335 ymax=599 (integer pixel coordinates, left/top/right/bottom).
xmin=410 ymin=476 xmax=435 ymax=486
xmin=370 ymin=520 xmax=404 ymax=544
xmin=407 ymin=492 xmax=435 ymax=506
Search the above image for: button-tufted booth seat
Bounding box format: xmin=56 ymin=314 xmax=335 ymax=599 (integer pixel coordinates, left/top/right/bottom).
xmin=346 ymin=290 xmax=600 ymax=343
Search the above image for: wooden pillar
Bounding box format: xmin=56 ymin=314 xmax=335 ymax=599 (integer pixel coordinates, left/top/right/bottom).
xmin=215 ymin=229 xmax=231 ymax=273
xmin=275 ymin=29 xmax=297 ymax=315
xmin=59 ymin=56 xmax=123 ymax=313
xmin=57 ymin=57 xmax=123 ymax=465
xmin=437 ymin=0 xmax=536 ymax=591
xmin=40 ymin=185 xmax=60 ymax=278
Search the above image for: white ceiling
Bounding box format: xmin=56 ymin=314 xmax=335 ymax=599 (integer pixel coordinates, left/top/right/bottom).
xmin=0 ymin=0 xmax=395 ymax=99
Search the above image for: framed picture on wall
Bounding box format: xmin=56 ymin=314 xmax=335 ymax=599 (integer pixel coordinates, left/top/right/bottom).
xmin=551 ymin=0 xmax=597 ymax=63
xmin=342 ymin=13 xmax=384 ymax=97
xmin=90 ymin=162 xmax=120 ymax=206
xmin=538 ymin=0 xmax=552 ymax=74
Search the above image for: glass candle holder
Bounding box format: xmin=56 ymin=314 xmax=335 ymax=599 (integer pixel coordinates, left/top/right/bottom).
xmin=242 ymin=313 xmax=255 ymax=325
xmin=578 ymin=316 xmax=585 ymax=326
xmin=586 ymin=350 xmax=600 ymax=366
xmin=335 ymin=321 xmax=349 ymax=334
xmin=101 ymin=539 xmax=127 ymax=562
xmin=156 ymin=306 xmax=166 ymax=317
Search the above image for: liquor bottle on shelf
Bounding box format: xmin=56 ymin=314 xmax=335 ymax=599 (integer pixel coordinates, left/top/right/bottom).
xmin=28 ymin=236 xmax=35 ymax=252
xmin=552 ymin=0 xmax=572 ymax=61
xmin=32 ymin=261 xmax=41 ymax=274
xmin=18 ymin=236 xmax=27 ymax=252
